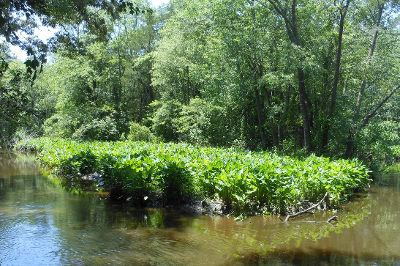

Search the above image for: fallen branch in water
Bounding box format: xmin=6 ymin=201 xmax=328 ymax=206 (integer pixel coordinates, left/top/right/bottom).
xmin=327 ymin=215 xmax=338 ymax=223
xmin=280 ymin=214 xmax=339 ymax=225
xmin=285 ymin=192 xmax=329 ymax=222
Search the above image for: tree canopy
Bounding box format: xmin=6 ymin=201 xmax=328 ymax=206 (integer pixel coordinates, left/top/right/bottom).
xmin=1 ymin=0 xmax=400 ymax=167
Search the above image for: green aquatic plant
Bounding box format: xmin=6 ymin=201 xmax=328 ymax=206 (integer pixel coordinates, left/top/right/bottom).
xmin=16 ymin=137 xmax=371 ymax=214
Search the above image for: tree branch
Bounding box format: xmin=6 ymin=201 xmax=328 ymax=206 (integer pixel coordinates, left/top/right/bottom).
xmin=327 ymin=215 xmax=338 ymax=223
xmin=360 ymin=85 xmax=400 ymax=128
xmin=266 ymin=0 xmax=296 ymax=39
xmin=285 ymin=192 xmax=328 ymax=222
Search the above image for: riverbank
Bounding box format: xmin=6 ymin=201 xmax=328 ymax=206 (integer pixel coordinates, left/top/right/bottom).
xmin=16 ymin=137 xmax=371 ymax=215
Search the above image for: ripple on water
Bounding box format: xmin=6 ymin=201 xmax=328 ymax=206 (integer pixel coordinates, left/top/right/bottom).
xmin=1 ymin=153 xmax=400 ymax=265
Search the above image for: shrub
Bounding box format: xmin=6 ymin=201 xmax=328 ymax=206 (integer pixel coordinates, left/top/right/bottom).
xmin=356 ymin=121 xmax=400 ymax=169
xmin=150 ymin=100 xmax=181 ymax=142
xmin=73 ymin=116 xmax=120 ymax=141
xmin=127 ymin=122 xmax=155 ymax=142
xmin=175 ymin=98 xmax=231 ymax=146
xmin=43 ymin=106 xmax=121 ymax=141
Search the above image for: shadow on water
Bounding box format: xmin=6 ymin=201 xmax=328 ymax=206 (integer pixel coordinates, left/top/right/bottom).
xmin=228 ymin=248 xmax=400 ymax=266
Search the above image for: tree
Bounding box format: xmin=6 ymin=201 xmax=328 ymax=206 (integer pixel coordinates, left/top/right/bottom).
xmin=0 ymin=46 xmax=33 ymax=145
xmin=344 ymin=0 xmax=400 ymax=158
xmin=37 ymin=0 xmax=166 ymax=141
xmin=0 ymin=0 xmax=152 ymax=77
xmin=265 ymin=0 xmax=313 ymax=151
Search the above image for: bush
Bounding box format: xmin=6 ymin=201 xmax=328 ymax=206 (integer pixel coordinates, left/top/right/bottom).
xmin=175 ymin=98 xmax=210 ymax=145
xmin=159 ymin=98 xmax=232 ymax=146
xmin=43 ymin=113 xmax=78 ymax=138
xmin=356 ymin=121 xmax=400 ymax=169
xmin=73 ymin=116 xmax=120 ymax=141
xmin=150 ymin=100 xmax=182 ymax=142
xmin=43 ymin=106 xmax=121 ymax=141
xmin=127 ymin=122 xmax=155 ymax=142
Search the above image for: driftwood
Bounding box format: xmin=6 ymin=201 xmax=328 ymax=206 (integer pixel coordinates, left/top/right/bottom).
xmin=327 ymin=215 xmax=338 ymax=223
xmin=285 ymin=192 xmax=329 ymax=222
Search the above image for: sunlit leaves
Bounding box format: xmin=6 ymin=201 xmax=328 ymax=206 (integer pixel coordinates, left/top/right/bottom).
xmin=17 ymin=137 xmax=371 ymax=214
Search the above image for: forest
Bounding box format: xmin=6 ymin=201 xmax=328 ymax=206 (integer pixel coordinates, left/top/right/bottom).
xmin=1 ymin=0 xmax=400 ymax=166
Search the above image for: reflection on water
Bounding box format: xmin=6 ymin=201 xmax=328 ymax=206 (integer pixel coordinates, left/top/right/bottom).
xmin=1 ymin=150 xmax=400 ymax=265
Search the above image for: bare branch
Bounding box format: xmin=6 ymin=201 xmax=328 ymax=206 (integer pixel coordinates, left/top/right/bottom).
xmin=285 ymin=192 xmax=329 ymax=222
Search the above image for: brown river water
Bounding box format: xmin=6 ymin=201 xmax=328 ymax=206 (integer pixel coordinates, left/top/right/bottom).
xmin=1 ymin=150 xmax=400 ymax=265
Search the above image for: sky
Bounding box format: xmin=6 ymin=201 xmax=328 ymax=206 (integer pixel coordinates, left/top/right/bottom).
xmin=9 ymin=0 xmax=169 ymax=61
xmin=152 ymin=0 xmax=169 ymax=7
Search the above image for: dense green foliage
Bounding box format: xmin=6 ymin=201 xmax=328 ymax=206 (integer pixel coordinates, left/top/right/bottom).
xmin=17 ymin=137 xmax=371 ymax=214
xmin=0 ymin=54 xmax=42 ymax=145
xmin=127 ymin=122 xmax=156 ymax=142
xmin=1 ymin=0 xmax=400 ymax=169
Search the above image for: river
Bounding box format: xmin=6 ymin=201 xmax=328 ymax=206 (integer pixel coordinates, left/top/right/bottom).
xmin=1 ymin=150 xmax=400 ymax=265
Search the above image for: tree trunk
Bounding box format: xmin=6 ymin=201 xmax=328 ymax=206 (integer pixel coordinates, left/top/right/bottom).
xmin=354 ymin=3 xmax=384 ymax=121
xmin=345 ymin=2 xmax=384 ymax=158
xmin=267 ymin=0 xmax=312 ymax=151
xmin=254 ymin=87 xmax=267 ymax=149
xmin=344 ymin=130 xmax=354 ymax=159
xmin=297 ymin=68 xmax=312 ymax=151
xmin=263 ymin=85 xmax=279 ymax=147
xmin=322 ymin=0 xmax=349 ymax=152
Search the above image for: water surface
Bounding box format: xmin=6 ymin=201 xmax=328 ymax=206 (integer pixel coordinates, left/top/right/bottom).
xmin=1 ymin=150 xmax=400 ymax=265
